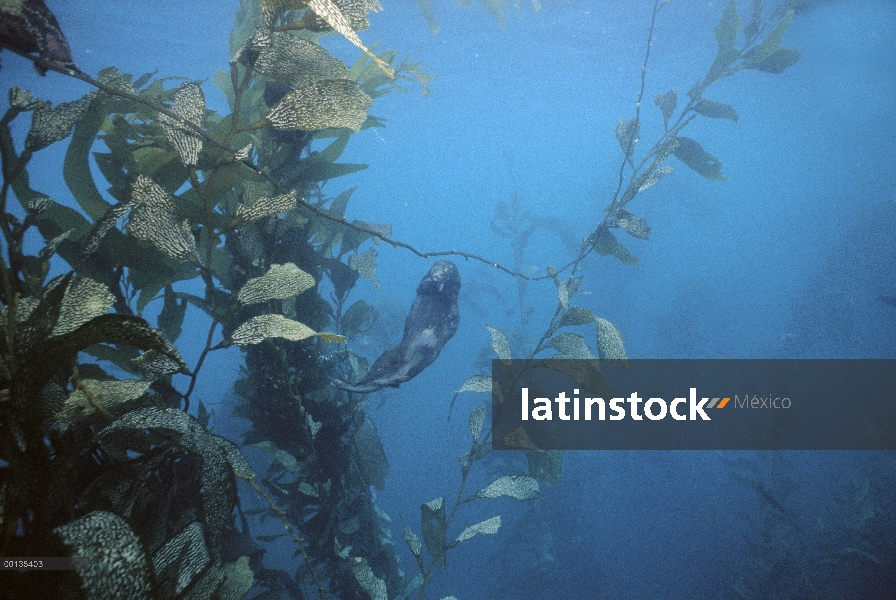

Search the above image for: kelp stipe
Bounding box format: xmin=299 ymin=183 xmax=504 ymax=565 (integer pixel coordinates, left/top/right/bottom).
xmin=401 ymin=407 xmax=548 ymax=600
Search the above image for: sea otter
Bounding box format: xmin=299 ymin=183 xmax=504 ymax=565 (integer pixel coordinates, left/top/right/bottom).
xmin=336 ymin=261 xmax=460 ymax=394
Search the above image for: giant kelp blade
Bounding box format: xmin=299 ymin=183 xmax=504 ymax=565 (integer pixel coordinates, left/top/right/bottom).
xmin=453 ymin=515 xmax=500 ymax=544
xmin=237 ymin=262 xmax=315 ymax=305
xmin=595 ymin=318 xmax=627 ymax=361
xmin=457 ymin=374 xmax=492 ymax=394
xmin=152 ymin=522 xmax=211 ymax=598
xmin=487 ymin=325 xmax=511 ymax=360
xmin=715 ymin=0 xmax=741 ymax=51
xmin=24 ymin=91 xmax=98 ymax=152
xmin=672 ymin=136 xmax=726 ymax=181
xmin=353 ymin=418 xmax=389 ymax=489
xmin=50 ymin=276 xmax=116 ymax=337
xmin=54 ymin=511 xmax=152 ymax=599
xmin=266 ymin=79 xmax=373 ymax=132
xmin=159 ymin=82 xmax=205 ymax=167
xmin=348 ymin=248 xmax=379 ymax=289
xmin=254 ymin=32 xmax=350 ymax=88
xmin=476 ymin=475 xmax=540 ymax=500
xmin=304 ymin=0 xmax=395 ymax=77
xmin=404 ymin=526 xmax=422 ymax=559
xmin=744 ymin=0 xmax=763 ymax=42
xmin=420 ymin=497 xmax=447 ymax=569
xmin=128 ymin=176 xmax=199 ymax=262
xmin=57 ymin=379 xmax=152 ymax=423
xmin=615 ymin=117 xmax=640 ymax=158
xmin=229 ymin=314 xmax=344 ymax=345
xmin=591 ymin=229 xmax=640 ymax=266
xmin=542 ymin=357 xmax=612 ymax=398
xmin=235 ymin=192 xmax=298 ymax=222
xmin=16 ymin=313 xmax=185 ymax=401
xmin=341 ymin=299 xmax=378 ymax=338
xmin=614 ymin=208 xmax=651 ymax=240
xmin=527 ymin=450 xmax=562 ymax=486
xmin=351 ymin=557 xmax=388 ymax=600
xmin=469 ymin=406 xmax=487 ymax=443
xmin=416 ymin=0 xmax=440 ymax=34
xmin=693 ymin=99 xmax=739 ymax=122
xmin=549 ymin=332 xmax=594 ymax=359
xmin=63 ymin=90 xmax=112 ymax=220
xmin=654 ymin=89 xmax=677 ymax=128
xmin=747 ymin=47 xmax=802 ymax=74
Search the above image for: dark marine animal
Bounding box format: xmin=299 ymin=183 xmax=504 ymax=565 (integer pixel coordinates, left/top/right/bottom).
xmin=336 ymin=261 xmax=460 ymax=394
xmin=0 ymin=0 xmax=81 ymax=75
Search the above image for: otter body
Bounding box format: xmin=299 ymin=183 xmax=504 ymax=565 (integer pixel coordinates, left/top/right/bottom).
xmin=337 ymin=261 xmax=460 ymax=394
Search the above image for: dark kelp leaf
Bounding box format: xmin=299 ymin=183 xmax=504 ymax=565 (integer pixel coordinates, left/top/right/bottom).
xmin=744 ymin=0 xmax=763 ymax=41
xmin=591 ymin=229 xmax=640 ymax=266
xmin=15 ymin=313 xmax=185 ymax=401
xmin=747 ymin=47 xmax=802 ymax=74
xmin=96 ymin=407 xmax=254 ymax=555
xmin=416 ymin=0 xmax=440 ymax=35
xmin=702 ymin=47 xmax=741 ymax=89
xmin=421 ymin=497 xmax=447 ymax=569
xmin=747 ymin=8 xmax=794 ymax=65
xmin=654 ymin=90 xmax=677 ymax=128
xmin=352 ymin=417 xmax=388 ymax=489
xmin=615 ymin=117 xmax=639 ymax=157
xmin=693 ymin=99 xmax=739 ymax=122
xmin=549 ymin=332 xmax=594 ymax=359
xmin=527 ymin=450 xmax=562 ymax=486
xmin=341 ymin=299 xmax=378 ymax=338
xmin=559 ymin=307 xmax=597 ymax=327
xmin=672 ymin=136 xmax=726 ymax=181
xmin=542 ymin=357 xmax=613 ymax=398
xmin=715 ymin=0 xmax=741 ymax=52
xmin=158 ymin=284 xmax=187 ymax=343
xmin=63 ymin=90 xmax=111 ymax=220
xmin=348 ymin=249 xmax=378 ymax=290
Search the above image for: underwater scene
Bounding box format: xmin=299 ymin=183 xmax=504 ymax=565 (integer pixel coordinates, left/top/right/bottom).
xmin=0 ymin=0 xmax=895 ymax=598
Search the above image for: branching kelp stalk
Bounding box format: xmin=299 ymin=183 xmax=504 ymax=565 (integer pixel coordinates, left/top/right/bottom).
xmin=6 ymin=48 xmax=551 ymax=283
xmin=458 ymin=0 xmax=804 ymax=454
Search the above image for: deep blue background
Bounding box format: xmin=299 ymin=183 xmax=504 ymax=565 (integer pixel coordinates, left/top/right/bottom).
xmin=2 ymin=1 xmax=895 ymax=598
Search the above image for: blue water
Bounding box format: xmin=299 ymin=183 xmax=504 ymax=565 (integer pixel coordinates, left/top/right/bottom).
xmin=3 ymin=0 xmax=895 ymax=598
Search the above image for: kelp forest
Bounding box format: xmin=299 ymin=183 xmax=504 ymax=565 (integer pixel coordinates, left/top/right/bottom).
xmin=0 ymin=0 xmax=893 ymax=599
